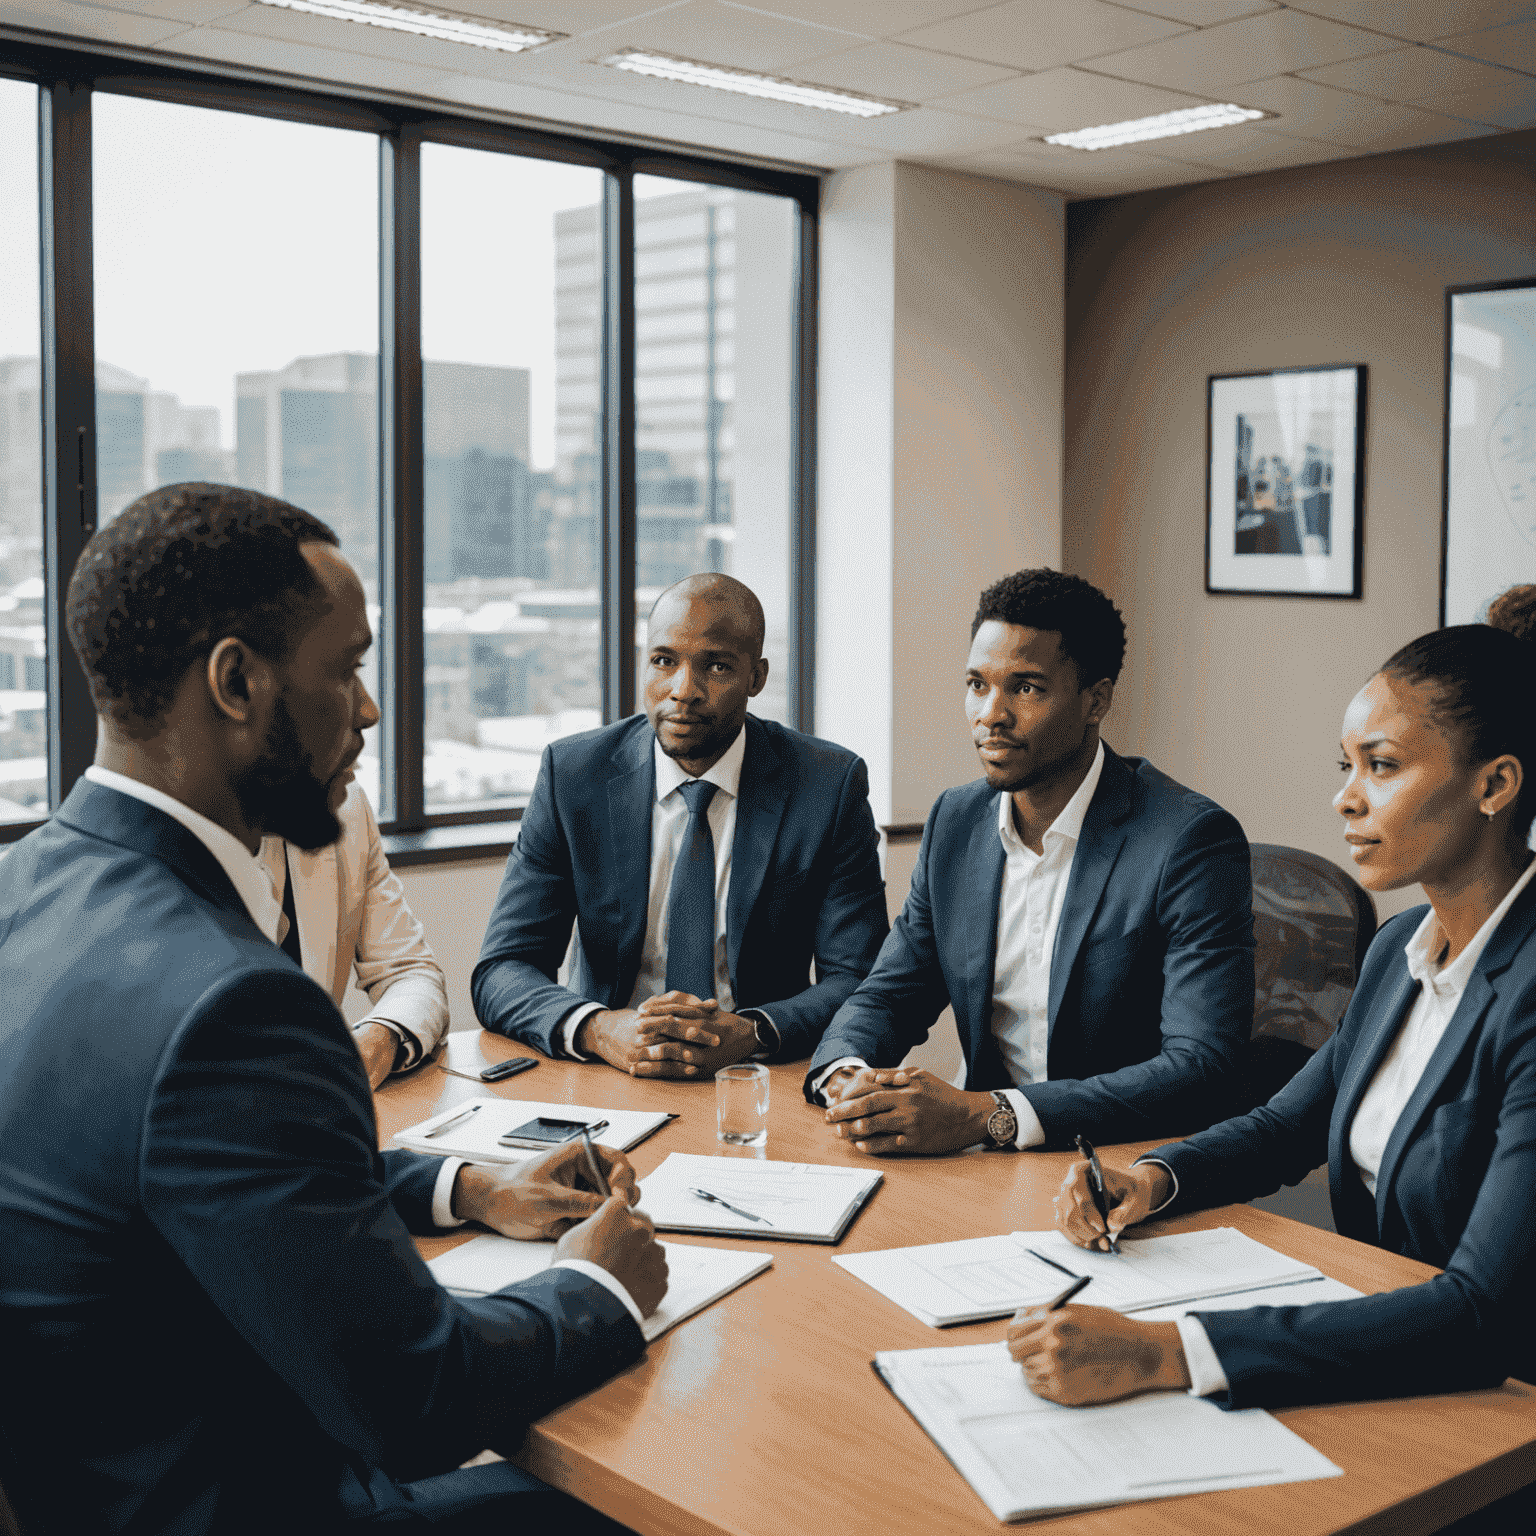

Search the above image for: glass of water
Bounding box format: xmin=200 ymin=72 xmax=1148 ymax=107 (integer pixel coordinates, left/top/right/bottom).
xmin=716 ymin=1063 xmax=769 ymax=1146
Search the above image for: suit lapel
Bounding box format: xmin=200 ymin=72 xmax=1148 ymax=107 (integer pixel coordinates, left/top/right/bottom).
xmin=606 ymin=726 xmax=656 ymax=1002
xmin=726 ymin=718 xmax=789 ymax=985
xmin=1046 ymin=750 xmax=1131 ymax=1032
xmin=964 ymin=803 xmax=1008 ymax=1074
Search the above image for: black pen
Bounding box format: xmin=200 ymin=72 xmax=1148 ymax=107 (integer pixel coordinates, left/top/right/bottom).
xmin=579 ymin=1127 xmax=611 ymax=1198
xmin=1075 ymin=1134 xmax=1121 ymax=1254
xmin=1046 ymin=1274 xmax=1092 ymax=1309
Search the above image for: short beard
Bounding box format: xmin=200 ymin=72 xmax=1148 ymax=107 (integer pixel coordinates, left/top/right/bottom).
xmin=656 ymin=718 xmax=737 ymax=767
xmin=235 ymin=692 xmax=343 ymax=852
xmin=980 ymin=727 xmax=1093 ymax=796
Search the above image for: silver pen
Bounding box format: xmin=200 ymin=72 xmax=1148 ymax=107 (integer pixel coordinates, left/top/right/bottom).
xmin=422 ymin=1102 xmax=482 ymax=1139
xmin=579 ymin=1127 xmax=612 ymax=1198
xmin=689 ymin=1186 xmax=773 ymax=1226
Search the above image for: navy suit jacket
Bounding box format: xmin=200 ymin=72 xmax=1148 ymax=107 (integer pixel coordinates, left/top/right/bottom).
xmin=0 ymin=782 xmax=644 ymax=1536
xmin=807 ymin=747 xmax=1255 ymax=1149
xmin=472 ymin=713 xmax=888 ymax=1061
xmin=1154 ymin=873 xmax=1536 ymax=1409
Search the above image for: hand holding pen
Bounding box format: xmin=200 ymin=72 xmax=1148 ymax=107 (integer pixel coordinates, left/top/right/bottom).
xmin=1054 ymin=1146 xmax=1170 ymax=1253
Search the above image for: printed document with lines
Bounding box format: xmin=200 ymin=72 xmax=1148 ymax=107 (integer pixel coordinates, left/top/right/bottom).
xmin=836 ymin=1228 xmax=1321 ymax=1326
xmin=394 ymin=1098 xmax=671 ymax=1164
xmin=639 ymin=1153 xmax=881 ymax=1242
xmin=874 ymin=1341 xmax=1341 ymax=1521
xmin=428 ymin=1235 xmax=771 ymax=1343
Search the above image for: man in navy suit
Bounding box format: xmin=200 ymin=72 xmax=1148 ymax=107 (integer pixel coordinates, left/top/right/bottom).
xmin=473 ymin=574 xmax=888 ymax=1078
xmin=810 ymin=569 xmax=1254 ymax=1155
xmin=0 ymin=484 xmax=666 ymax=1535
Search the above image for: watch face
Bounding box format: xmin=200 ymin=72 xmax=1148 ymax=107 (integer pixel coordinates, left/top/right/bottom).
xmin=987 ymin=1107 xmax=1017 ymax=1146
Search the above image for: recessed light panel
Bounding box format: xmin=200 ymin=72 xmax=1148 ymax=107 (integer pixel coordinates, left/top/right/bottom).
xmin=597 ymin=49 xmax=911 ymax=118
xmin=1044 ymin=103 xmax=1271 ymax=151
xmin=253 ymin=0 xmax=566 ymax=54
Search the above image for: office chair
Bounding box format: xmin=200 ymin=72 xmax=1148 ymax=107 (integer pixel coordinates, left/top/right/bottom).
xmin=1243 ymin=844 xmax=1377 ymax=1109
xmin=0 ymin=1477 xmax=22 ymax=1536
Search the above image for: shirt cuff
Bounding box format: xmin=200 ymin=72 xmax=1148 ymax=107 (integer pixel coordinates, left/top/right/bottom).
xmin=432 ymin=1157 xmax=468 ymax=1229
xmin=739 ymin=1009 xmax=780 ymax=1060
xmin=1001 ymin=1088 xmax=1046 ymax=1150
xmin=1132 ymin=1157 xmax=1180 ymax=1213
xmin=811 ymin=1056 xmax=867 ymax=1104
xmin=550 ymin=1259 xmax=646 ymax=1331
xmin=1175 ymin=1315 xmax=1230 ymax=1397
xmin=359 ymin=1018 xmax=418 ymax=1072
xmin=559 ymin=1003 xmax=603 ymax=1061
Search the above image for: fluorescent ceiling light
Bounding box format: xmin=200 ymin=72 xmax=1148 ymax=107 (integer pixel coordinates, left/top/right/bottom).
xmin=252 ymin=0 xmax=565 ymax=53
xmin=1044 ymin=103 xmax=1270 ymax=151
xmin=597 ymin=49 xmax=910 ymax=117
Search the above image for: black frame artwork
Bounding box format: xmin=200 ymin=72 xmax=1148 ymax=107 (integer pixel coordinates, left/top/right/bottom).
xmin=1205 ymin=363 xmax=1366 ymax=600
xmin=1440 ymin=275 xmax=1536 ymax=627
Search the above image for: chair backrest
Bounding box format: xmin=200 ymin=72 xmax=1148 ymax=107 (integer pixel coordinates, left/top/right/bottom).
xmin=0 ymin=1478 xmax=21 ymax=1536
xmin=1250 ymin=843 xmax=1377 ymax=1052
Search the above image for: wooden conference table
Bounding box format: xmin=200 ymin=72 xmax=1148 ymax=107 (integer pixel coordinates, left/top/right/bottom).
xmin=377 ymin=1034 xmax=1536 ymax=1536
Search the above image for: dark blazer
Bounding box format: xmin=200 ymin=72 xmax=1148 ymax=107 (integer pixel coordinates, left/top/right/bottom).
xmin=1153 ymin=872 xmax=1536 ymax=1409
xmin=472 ymin=713 xmax=888 ymax=1061
xmin=0 ymin=781 xmax=644 ymax=1536
xmin=806 ymin=746 xmax=1255 ymax=1149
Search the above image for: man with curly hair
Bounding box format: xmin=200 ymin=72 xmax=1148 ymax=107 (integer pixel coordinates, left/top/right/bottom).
xmin=1486 ymin=583 xmax=1536 ymax=644
xmin=808 ymin=568 xmax=1256 ymax=1157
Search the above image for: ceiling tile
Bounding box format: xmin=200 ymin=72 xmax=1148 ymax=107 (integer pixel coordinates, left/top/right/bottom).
xmin=565 ymin=0 xmax=871 ymax=71
xmin=1342 ymin=110 xmax=1496 ymax=150
xmin=1300 ymin=44 xmax=1531 ymax=102
xmin=805 ymin=103 xmax=1044 ymax=154
xmin=955 ymin=141 xmax=1226 ymax=194
xmin=1283 ymin=3 xmax=1536 ymax=44
xmin=795 ymin=42 xmax=1019 ymax=100
xmin=1231 ymin=73 xmax=1499 ymax=143
xmin=1436 ymin=19 xmax=1536 ymax=71
xmin=894 ymin=0 xmax=1189 ymax=72
xmin=1111 ymin=0 xmax=1278 ymax=22
xmin=444 ymin=2 xmax=694 ymax=33
xmin=0 ymin=0 xmax=191 ymax=44
xmin=1091 ymin=8 xmax=1398 ymax=90
xmin=715 ymin=1 xmax=982 ymax=35
xmin=1433 ymin=77 xmax=1536 ymax=127
xmin=94 ymin=0 xmax=251 ymax=22
xmin=936 ymin=65 xmax=1213 ymax=128
xmin=160 ymin=22 xmax=459 ymax=92
xmin=1157 ymin=123 xmax=1365 ymax=171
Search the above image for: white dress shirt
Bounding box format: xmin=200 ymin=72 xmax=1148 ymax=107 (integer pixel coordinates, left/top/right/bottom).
xmin=815 ymin=742 xmax=1106 ymax=1151
xmin=559 ymin=725 xmax=776 ymax=1057
xmin=81 ymin=769 xmax=646 ymax=1326
xmin=1169 ymin=854 xmax=1536 ymax=1398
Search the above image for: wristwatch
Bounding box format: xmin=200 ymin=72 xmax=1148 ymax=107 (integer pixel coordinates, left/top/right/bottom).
xmin=741 ymin=1010 xmax=780 ymax=1059
xmin=984 ymin=1090 xmax=1019 ymax=1150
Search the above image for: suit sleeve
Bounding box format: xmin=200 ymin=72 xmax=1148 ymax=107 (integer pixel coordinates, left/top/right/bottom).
xmin=748 ymin=754 xmax=889 ymax=1061
xmin=470 ymin=746 xmax=594 ymax=1057
xmin=1021 ymin=805 xmax=1254 ymax=1146
xmin=140 ymin=966 xmax=644 ymax=1483
xmin=803 ymin=799 xmax=953 ymax=1100
xmin=350 ymin=793 xmax=450 ymax=1064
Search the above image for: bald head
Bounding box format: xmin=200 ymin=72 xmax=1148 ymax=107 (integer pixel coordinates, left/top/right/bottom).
xmin=648 ymin=573 xmax=765 ymax=659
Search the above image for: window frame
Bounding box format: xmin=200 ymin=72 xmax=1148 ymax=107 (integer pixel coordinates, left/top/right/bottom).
xmin=0 ymin=37 xmax=819 ymax=860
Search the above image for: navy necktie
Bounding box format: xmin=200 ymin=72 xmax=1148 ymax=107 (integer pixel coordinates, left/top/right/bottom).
xmin=280 ymin=845 xmax=303 ymax=968
xmin=664 ymin=780 xmax=719 ymax=1000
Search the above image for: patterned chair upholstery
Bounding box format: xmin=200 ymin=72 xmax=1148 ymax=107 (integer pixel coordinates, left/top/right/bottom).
xmin=1242 ymin=844 xmax=1377 ymax=1109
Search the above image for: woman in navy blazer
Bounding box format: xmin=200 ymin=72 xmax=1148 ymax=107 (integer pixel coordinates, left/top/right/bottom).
xmin=1016 ymin=625 xmax=1536 ymax=1413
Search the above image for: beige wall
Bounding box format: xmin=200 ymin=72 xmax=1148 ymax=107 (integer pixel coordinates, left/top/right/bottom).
xmin=1063 ymin=132 xmax=1536 ymax=924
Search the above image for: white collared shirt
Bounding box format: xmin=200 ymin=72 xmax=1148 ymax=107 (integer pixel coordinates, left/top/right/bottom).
xmin=814 ymin=741 xmax=1107 ymax=1152
xmin=560 ymin=725 xmax=779 ymax=1056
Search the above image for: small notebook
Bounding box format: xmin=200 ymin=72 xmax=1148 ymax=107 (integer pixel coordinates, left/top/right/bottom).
xmin=638 ymin=1153 xmax=882 ymax=1243
xmin=428 ymin=1235 xmax=771 ymax=1343
xmin=873 ymin=1340 xmax=1341 ymax=1522
xmin=394 ymin=1098 xmax=673 ymax=1165
xmin=835 ymin=1227 xmax=1322 ymax=1327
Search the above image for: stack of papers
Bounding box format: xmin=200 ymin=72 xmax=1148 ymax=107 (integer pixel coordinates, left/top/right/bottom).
xmin=393 ymin=1098 xmax=673 ymax=1164
xmin=429 ymin=1234 xmax=771 ymax=1343
xmin=835 ymin=1227 xmax=1323 ymax=1326
xmin=638 ymin=1153 xmax=882 ymax=1243
xmin=874 ymin=1340 xmax=1341 ymax=1521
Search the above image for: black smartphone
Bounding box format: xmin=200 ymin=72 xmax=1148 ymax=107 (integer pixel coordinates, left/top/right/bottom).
xmin=480 ymin=1057 xmax=538 ymax=1082
xmin=497 ymin=1116 xmax=609 ymax=1149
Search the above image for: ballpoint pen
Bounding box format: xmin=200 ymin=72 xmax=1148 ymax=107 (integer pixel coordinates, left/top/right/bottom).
xmin=1025 ymin=1247 xmax=1081 ymax=1280
xmin=1045 ymin=1274 xmax=1092 ymax=1310
xmin=689 ymin=1187 xmax=773 ymax=1226
xmin=579 ymin=1127 xmax=611 ymax=1198
xmin=1075 ymin=1134 xmax=1121 ymax=1254
xmin=422 ymin=1102 xmax=482 ymax=1139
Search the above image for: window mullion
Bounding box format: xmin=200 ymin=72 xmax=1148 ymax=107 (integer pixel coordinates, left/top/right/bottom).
xmin=601 ymin=168 xmax=636 ymax=722
xmin=789 ymin=194 xmax=818 ymax=737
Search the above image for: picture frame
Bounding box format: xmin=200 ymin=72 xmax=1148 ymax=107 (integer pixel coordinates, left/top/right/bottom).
xmin=1440 ymin=275 xmax=1536 ymax=625
xmin=1205 ymin=364 xmax=1366 ymax=599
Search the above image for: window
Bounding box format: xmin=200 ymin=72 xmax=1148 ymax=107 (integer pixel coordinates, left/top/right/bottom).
xmin=0 ymin=43 xmax=816 ymax=855
xmin=0 ymin=79 xmax=45 ymax=824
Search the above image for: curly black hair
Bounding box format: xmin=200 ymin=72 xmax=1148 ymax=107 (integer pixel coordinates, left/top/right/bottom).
xmin=66 ymin=482 xmax=339 ymax=729
xmin=971 ymin=569 xmax=1127 ymax=687
xmin=1486 ymin=584 xmax=1536 ymax=644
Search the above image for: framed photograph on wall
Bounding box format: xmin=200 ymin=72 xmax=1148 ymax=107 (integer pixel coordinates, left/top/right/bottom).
xmin=1206 ymin=364 xmax=1365 ymax=598
xmin=1441 ymin=276 xmax=1536 ymax=625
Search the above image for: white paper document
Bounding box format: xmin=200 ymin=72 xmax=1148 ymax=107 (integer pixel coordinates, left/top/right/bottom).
xmin=875 ymin=1340 xmax=1341 ymax=1522
xmin=638 ymin=1153 xmax=882 ymax=1242
xmin=393 ymin=1098 xmax=673 ymax=1164
xmin=1132 ymin=1275 xmax=1365 ymax=1321
xmin=428 ymin=1235 xmax=771 ymax=1343
xmin=835 ymin=1227 xmax=1322 ymax=1327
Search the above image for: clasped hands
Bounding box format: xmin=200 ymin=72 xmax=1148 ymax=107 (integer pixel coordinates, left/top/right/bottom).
xmin=1007 ymin=1157 xmax=1187 ymax=1407
xmin=822 ymin=1065 xmax=995 ymax=1155
xmin=451 ymin=1138 xmax=669 ymax=1316
xmin=575 ymin=991 xmax=759 ymax=1078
